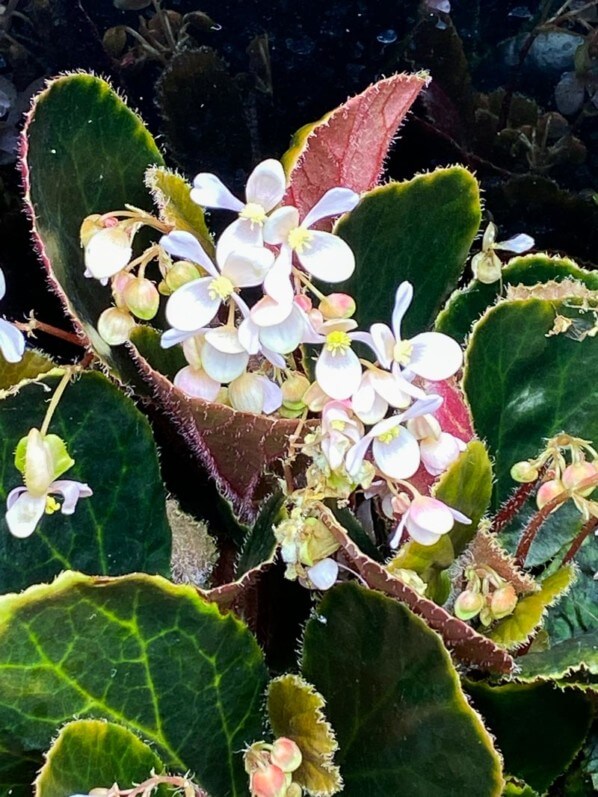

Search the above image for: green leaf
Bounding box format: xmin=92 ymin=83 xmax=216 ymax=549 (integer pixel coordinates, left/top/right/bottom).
xmin=145 ymin=166 xmax=213 ymax=255
xmin=325 ymin=501 xmax=381 ymax=561
xmin=0 ymin=571 xmax=268 ymax=797
xmin=488 ymin=566 xmax=575 ymax=649
xmin=237 ymin=491 xmax=285 ymax=576
xmin=0 ymin=372 xmax=171 ymax=593
xmin=502 ymin=779 xmax=538 ymax=796
xmin=463 ymin=299 xmax=598 ymax=507
xmin=0 ymin=349 xmax=59 ymax=393
xmin=35 ymin=719 xmax=164 ymax=797
xmin=0 ymin=735 xmax=41 ymax=796
xmin=514 ymin=629 xmax=598 ymax=682
xmin=390 ymin=441 xmax=492 ymax=599
xmin=545 ymin=534 xmax=598 ymax=643
xmin=332 ymin=167 xmax=481 ymax=335
xmin=21 ymin=73 xmax=164 ymax=376
xmin=302 ymin=583 xmax=504 ymax=797
xmin=466 ymin=681 xmax=592 ymax=794
xmin=436 ymin=254 xmax=598 ymax=342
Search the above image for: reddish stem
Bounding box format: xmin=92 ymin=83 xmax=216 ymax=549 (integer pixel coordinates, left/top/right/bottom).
xmin=15 ymin=319 xmax=85 ymax=348
xmin=492 ymin=473 xmax=543 ymax=534
xmin=562 ymin=516 xmax=598 ymax=565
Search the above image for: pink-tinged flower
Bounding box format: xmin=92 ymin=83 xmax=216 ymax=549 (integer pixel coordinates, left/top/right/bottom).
xmin=407 ymin=413 xmax=466 ymax=476
xmin=346 ymin=395 xmax=443 ymax=481
xmin=190 ymin=159 xmax=286 ymax=262
xmin=320 ymin=401 xmax=364 ymax=471
xmin=0 ymin=268 xmax=25 ymax=363
xmin=371 ymin=282 xmax=463 ymax=381
xmin=264 ymin=187 xmax=359 ymax=283
xmin=312 ymin=318 xmax=374 ymax=401
xmin=351 ymin=371 xmax=389 ymax=425
xmin=307 ymin=557 xmax=339 ymax=590
xmin=6 ymin=480 xmax=92 ymax=539
xmin=228 ymin=372 xmax=282 ymax=414
xmin=390 ymin=495 xmax=470 ymax=548
xmin=174 ymin=365 xmax=221 ymax=400
xmin=161 ymin=231 xmax=274 ymax=336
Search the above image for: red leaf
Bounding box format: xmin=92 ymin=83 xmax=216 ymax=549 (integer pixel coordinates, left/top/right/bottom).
xmin=284 ymin=73 xmax=429 ymax=222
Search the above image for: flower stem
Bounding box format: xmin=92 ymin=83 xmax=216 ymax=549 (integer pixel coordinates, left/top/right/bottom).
xmin=491 ymin=472 xmax=543 ymax=534
xmin=40 ymin=368 xmax=73 ymax=437
xmin=15 ymin=318 xmax=85 ymax=348
xmin=562 ymin=516 xmax=598 ymax=565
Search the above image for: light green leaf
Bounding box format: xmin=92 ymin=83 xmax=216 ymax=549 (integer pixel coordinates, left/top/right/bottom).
xmin=302 ymin=583 xmax=504 ymax=797
xmin=35 ymin=719 xmax=164 ymax=797
xmin=514 ymin=630 xmax=598 ymax=682
xmin=0 ymin=571 xmax=268 ymax=797
xmin=332 ymin=166 xmax=481 ymax=335
xmin=0 ymin=372 xmax=171 ymax=593
xmin=0 ymin=349 xmax=59 ymax=394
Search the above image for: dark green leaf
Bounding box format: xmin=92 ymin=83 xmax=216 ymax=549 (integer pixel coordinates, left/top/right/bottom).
xmin=302 ymin=583 xmax=503 ymax=797
xmin=237 ymin=491 xmax=285 ymax=576
xmin=466 ymin=681 xmax=592 ymax=793
xmin=325 ymin=501 xmax=381 ymax=561
xmin=332 ymin=166 xmax=481 ymax=335
xmin=436 ymin=254 xmax=598 ymax=342
xmin=0 ymin=735 xmax=41 ymax=796
xmin=35 ymin=719 xmax=164 ymax=797
xmin=0 ymin=372 xmax=171 ymax=592
xmin=514 ymin=630 xmax=598 ymax=682
xmin=0 ymin=571 xmax=268 ymax=797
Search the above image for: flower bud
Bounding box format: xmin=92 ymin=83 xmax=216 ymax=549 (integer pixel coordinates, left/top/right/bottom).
xmin=297 ymin=517 xmax=339 ymax=567
xmin=454 ymin=589 xmax=485 ymax=621
xmin=97 ymin=307 xmax=136 ymax=346
xmin=281 ymin=373 xmax=310 ymax=405
xmin=472 ymin=251 xmax=502 ymax=285
xmin=182 ymin=334 xmax=204 ymax=369
xmin=562 ymin=461 xmax=598 ymax=495
xmin=294 ymin=294 xmax=312 ymax=313
xmin=111 ymin=270 xmax=135 ymax=307
xmin=250 ymin=764 xmax=288 ymax=797
xmin=84 ymin=226 xmax=132 ymax=281
xmin=229 ymin=373 xmax=267 ymax=414
xmin=165 ymin=260 xmax=202 ymax=292
xmin=79 ymin=214 xmax=103 ymax=247
xmin=536 ymin=478 xmax=564 ymax=510
xmin=285 ymin=784 xmax=302 ymax=797
xmin=270 ymin=738 xmax=302 ymax=773
xmin=122 ymin=276 xmax=160 ymax=320
xmin=319 ymin=293 xmax=356 ymax=320
xmin=489 ymin=583 xmax=518 ymax=620
xmin=510 ymin=460 xmax=539 ymax=483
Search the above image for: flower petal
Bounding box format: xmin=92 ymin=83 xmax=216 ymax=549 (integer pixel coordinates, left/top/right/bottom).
xmin=5 ymin=490 xmax=46 ymax=538
xmin=160 ymin=231 xmax=216 ymax=275
xmin=494 ymin=233 xmax=535 ymax=254
xmin=204 ymin=326 xmax=245 ymax=354
xmin=258 ymin=304 xmax=306 ymax=354
xmin=165 ymin=277 xmax=221 ymax=332
xmin=51 ymin=480 xmax=93 ymax=514
xmin=316 ymin=346 xmax=362 ymax=400
xmin=161 ymin=327 xmax=198 ymax=348
xmin=372 ymin=426 xmax=420 ymax=480
xmin=251 ymin=295 xmax=294 ymax=328
xmin=0 ymin=318 xmax=25 ymax=363
xmin=191 ymin=172 xmax=243 ymax=211
xmin=302 ymin=187 xmax=360 ymax=229
xmin=257 ymin=375 xmax=283 ymax=414
xmin=352 ymin=375 xmax=388 ymax=425
xmin=392 ymin=282 xmax=413 ymax=341
xmin=237 ymin=317 xmax=260 ymax=354
xmin=201 ymin=340 xmax=249 ymax=383
xmin=406 ymin=497 xmax=455 ymax=544
xmin=370 ymin=323 xmax=395 ymax=368
xmin=0 ymin=267 xmax=6 ymax=301
xmin=216 ymin=218 xmax=263 ymax=264
xmin=221 ymin=246 xmax=274 ymax=288
xmin=345 ymin=434 xmax=372 ymax=478
xmin=420 ymin=432 xmax=465 ymax=476
xmin=84 ymin=227 xmax=132 ymax=280
xmin=298 ymin=231 xmax=355 ymax=282
xmin=307 ymin=558 xmax=339 ymax=590
xmin=263 ymin=251 xmax=294 ymax=306
xmin=408 ymin=332 xmax=463 ymax=380
xmin=245 ymin=159 xmax=286 ymax=211
xmin=174 ymin=365 xmax=221 ymax=400
xmin=263 ymin=206 xmax=299 ymax=245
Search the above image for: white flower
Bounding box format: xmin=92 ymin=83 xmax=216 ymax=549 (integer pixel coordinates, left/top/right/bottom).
xmin=307 ymin=558 xmax=339 ymax=590
xmin=174 ymin=365 xmax=221 ymax=400
xmin=346 ymin=395 xmax=443 ymax=481
xmin=228 ymin=372 xmax=282 ymax=414
xmin=201 ymin=326 xmax=249 ymax=384
xmin=0 ymin=268 xmax=25 ymax=363
xmin=84 ymin=226 xmax=132 ymax=283
xmin=407 ymin=413 xmax=466 ymax=476
xmin=351 ymin=371 xmax=389 ymax=425
xmin=239 ymin=297 xmax=307 ymax=357
xmin=472 ymin=223 xmax=535 ymax=285
xmin=190 ymin=159 xmax=286 ymax=262
xmin=264 ymin=187 xmax=359 ymax=283
xmin=312 ymin=318 xmax=374 ymax=401
xmin=161 ymin=231 xmax=274 ymax=336
xmin=5 ymin=429 xmax=91 ymax=539
xmin=320 ymin=401 xmax=365 ymax=471
xmin=389 ymin=495 xmax=470 ymax=548
xmin=371 ymin=282 xmax=463 ymax=381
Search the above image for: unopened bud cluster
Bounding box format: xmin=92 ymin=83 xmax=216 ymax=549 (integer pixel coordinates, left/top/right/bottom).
xmin=511 ymin=434 xmax=598 ymax=521
xmin=454 ymin=564 xmax=518 ymax=626
xmin=244 ymin=737 xmax=303 ymax=797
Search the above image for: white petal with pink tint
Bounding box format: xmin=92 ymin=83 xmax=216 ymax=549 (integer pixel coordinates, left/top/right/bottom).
xmin=216 ymin=218 xmax=263 ymax=264
xmin=404 ymin=496 xmax=455 ymax=545
xmin=420 ymin=432 xmax=465 ymax=476
xmin=165 ymin=277 xmax=221 ymax=332
xmin=221 ymin=247 xmax=274 ymax=288
xmin=174 ymin=366 xmax=221 ymax=400
xmin=263 ymin=252 xmax=294 ymax=306
xmin=494 ymin=233 xmax=534 ymax=254
xmin=160 ymin=230 xmax=216 ymax=275
xmin=370 ymin=323 xmax=395 ymax=368
xmin=5 ymin=489 xmax=45 ymax=538
xmin=258 ymin=304 xmax=306 ymax=354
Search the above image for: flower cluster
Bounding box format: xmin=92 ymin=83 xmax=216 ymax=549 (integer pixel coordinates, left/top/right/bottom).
xmin=244 ymin=737 xmax=303 ymax=797
xmin=454 ymin=564 xmax=518 ymax=626
xmin=82 ymin=159 xmax=473 ymax=585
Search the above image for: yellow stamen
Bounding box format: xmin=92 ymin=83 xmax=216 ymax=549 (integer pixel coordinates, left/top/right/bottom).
xmin=330 ymin=419 xmax=346 ymax=431
xmin=288 ymin=226 xmax=313 ymax=254
xmin=325 ymin=330 xmax=351 ymax=355
xmin=239 ymin=202 xmax=267 ymax=226
xmin=394 ymin=339 xmax=413 ymax=366
xmin=377 ymin=426 xmax=400 ymax=445
xmin=208 ymin=275 xmax=235 ymax=301
xmin=45 ymin=496 xmax=60 ymax=515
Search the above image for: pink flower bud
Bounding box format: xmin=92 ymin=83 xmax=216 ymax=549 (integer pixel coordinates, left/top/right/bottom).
xmin=319 ymin=293 xmax=356 ymax=320
xmin=454 ymin=589 xmax=485 ymax=621
xmin=270 ymin=738 xmax=302 ymax=773
xmin=536 ymin=478 xmax=564 ymax=510
xmin=97 ymin=307 xmax=136 ymax=346
xmin=489 ymin=584 xmax=518 ymax=619
xmin=294 ymin=294 xmax=312 ymax=313
xmin=251 ymin=764 xmax=288 ymax=797
xmin=123 ymin=277 xmax=160 ymax=320
xmin=561 ymin=462 xmax=598 ymax=496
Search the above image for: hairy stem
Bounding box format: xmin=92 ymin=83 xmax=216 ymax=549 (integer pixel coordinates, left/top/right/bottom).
xmin=562 ymin=516 xmax=598 ymax=565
